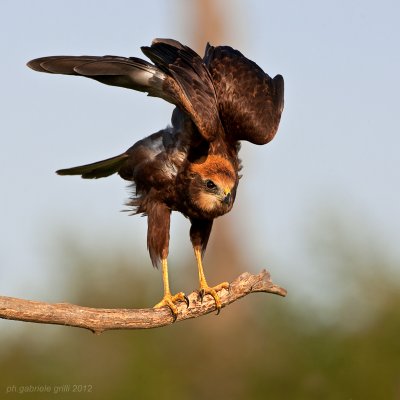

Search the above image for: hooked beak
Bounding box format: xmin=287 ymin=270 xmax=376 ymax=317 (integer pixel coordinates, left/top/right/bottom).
xmin=222 ymin=190 xmax=232 ymax=205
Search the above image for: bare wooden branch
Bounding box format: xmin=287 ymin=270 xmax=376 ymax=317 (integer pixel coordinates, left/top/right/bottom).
xmin=0 ymin=269 xmax=286 ymax=333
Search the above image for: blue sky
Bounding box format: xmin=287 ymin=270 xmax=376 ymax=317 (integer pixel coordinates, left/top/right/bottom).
xmin=1 ymin=0 xmax=399 ymax=301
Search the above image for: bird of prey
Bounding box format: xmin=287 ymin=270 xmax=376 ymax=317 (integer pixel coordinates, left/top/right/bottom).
xmin=27 ymin=38 xmax=284 ymax=319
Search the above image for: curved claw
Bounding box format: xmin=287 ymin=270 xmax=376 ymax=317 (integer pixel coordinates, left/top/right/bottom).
xmin=170 ymin=308 xmax=178 ymax=322
xmin=184 ymin=295 xmax=190 ymax=308
xmin=197 ymin=282 xmax=229 ymax=314
xmin=153 ymin=291 xmax=187 ymax=322
xmin=198 ymin=289 xmax=205 ymax=303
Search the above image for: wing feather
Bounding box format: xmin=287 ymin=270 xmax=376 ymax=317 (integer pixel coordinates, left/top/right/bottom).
xmin=27 ymin=40 xmax=223 ymax=142
xmin=27 ymin=40 xmax=284 ymax=146
xmin=204 ymin=44 xmax=284 ymax=145
xmin=27 ymin=56 xmax=98 ymax=74
xmin=27 ymin=55 xmax=167 ymax=99
xmin=142 ymin=39 xmax=223 ymax=142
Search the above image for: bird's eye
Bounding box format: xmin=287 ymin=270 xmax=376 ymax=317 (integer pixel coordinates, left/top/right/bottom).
xmin=206 ymin=180 xmax=217 ymax=190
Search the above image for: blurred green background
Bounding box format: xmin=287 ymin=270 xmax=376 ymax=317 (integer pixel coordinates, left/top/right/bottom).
xmin=2 ymin=214 xmax=400 ymax=399
xmin=1 ymin=0 xmax=400 ymax=398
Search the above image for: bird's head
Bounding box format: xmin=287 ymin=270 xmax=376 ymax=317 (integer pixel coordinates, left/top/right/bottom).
xmin=187 ymin=155 xmax=238 ymax=218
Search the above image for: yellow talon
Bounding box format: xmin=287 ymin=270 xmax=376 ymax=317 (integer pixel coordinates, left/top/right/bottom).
xmin=154 ymin=292 xmax=188 ymax=321
xmin=194 ymin=247 xmax=229 ymax=314
xmin=198 ymin=281 xmax=229 ymax=314
xmin=154 ymin=258 xmax=188 ymax=321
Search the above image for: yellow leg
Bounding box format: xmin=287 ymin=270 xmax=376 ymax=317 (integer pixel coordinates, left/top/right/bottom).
xmin=194 ymin=247 xmax=229 ymax=314
xmin=154 ymin=258 xmax=188 ymax=321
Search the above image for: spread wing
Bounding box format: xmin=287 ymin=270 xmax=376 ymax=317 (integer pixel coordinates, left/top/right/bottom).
xmin=27 ymin=40 xmax=284 ymax=146
xmin=204 ymin=44 xmax=284 ymax=145
xmin=27 ymin=55 xmax=168 ymax=98
xmin=27 ymin=39 xmax=222 ymax=142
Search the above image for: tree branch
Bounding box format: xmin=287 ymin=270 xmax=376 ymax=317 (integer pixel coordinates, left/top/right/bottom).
xmin=0 ymin=269 xmax=286 ymax=333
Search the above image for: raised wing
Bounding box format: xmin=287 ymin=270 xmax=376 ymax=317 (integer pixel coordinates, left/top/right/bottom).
xmin=204 ymin=44 xmax=284 ymax=145
xmin=27 ymin=39 xmax=223 ymax=142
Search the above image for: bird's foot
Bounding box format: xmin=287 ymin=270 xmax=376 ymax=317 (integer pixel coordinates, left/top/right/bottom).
xmin=198 ymin=282 xmax=229 ymax=315
xmin=153 ymin=292 xmax=189 ymax=321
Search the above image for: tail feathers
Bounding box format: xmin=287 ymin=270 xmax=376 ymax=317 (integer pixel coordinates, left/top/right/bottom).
xmin=56 ymin=153 xmax=129 ymax=179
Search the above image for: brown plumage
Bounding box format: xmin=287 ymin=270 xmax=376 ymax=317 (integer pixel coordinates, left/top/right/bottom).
xmin=27 ymin=38 xmax=284 ymax=319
